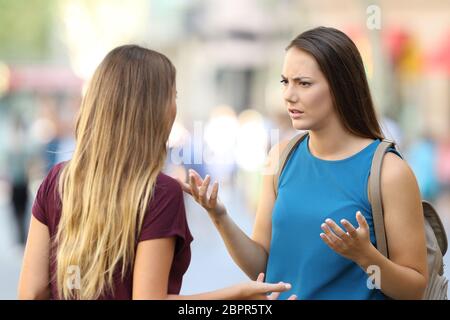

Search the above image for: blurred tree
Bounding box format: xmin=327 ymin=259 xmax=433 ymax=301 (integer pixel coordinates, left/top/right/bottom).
xmin=0 ymin=0 xmax=57 ymax=62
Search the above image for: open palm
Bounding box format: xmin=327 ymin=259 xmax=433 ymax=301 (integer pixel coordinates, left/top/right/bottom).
xmin=177 ymin=169 xmax=226 ymax=216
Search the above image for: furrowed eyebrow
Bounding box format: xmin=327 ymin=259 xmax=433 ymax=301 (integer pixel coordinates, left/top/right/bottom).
xmin=292 ymin=76 xmax=312 ymax=81
xmin=281 ymin=75 xmax=312 ymax=81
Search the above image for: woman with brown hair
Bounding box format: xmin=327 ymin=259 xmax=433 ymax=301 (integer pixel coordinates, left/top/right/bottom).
xmin=182 ymin=27 xmax=428 ymax=300
xmin=17 ymin=45 xmax=293 ymax=300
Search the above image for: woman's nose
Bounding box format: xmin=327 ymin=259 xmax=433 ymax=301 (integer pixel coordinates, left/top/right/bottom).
xmin=283 ymin=86 xmax=298 ymax=104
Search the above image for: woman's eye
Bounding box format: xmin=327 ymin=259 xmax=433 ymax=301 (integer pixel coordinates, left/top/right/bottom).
xmin=280 ymin=79 xmax=288 ymax=85
xmin=299 ymin=82 xmax=311 ymax=87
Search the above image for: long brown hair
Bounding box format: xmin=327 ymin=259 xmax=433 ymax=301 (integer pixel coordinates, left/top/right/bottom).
xmin=287 ymin=26 xmax=384 ymax=140
xmin=56 ymin=45 xmax=176 ymax=299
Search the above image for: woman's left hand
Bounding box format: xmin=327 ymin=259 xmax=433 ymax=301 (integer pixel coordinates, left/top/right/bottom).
xmin=320 ymin=211 xmax=375 ymax=265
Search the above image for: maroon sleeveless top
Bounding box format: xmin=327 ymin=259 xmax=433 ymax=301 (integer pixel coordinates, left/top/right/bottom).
xmin=32 ymin=162 xmax=193 ymax=299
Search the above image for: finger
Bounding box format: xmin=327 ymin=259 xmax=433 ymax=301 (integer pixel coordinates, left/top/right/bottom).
xmin=356 ymin=211 xmax=369 ymax=230
xmin=325 ymin=219 xmax=350 ymax=241
xmin=261 ymin=282 xmax=291 ymax=293
xmin=267 ymin=291 xmax=281 ymax=300
xmin=256 ymin=273 xmax=265 ymax=283
xmin=189 ymin=174 xmax=200 ymax=199
xmin=341 ymin=219 xmax=358 ymax=238
xmin=189 ymin=169 xmax=204 ymax=186
xmin=198 ymin=175 xmax=211 ymax=205
xmin=320 ymin=232 xmax=337 ymax=250
xmin=287 ymin=294 xmax=297 ymax=300
xmin=209 ymin=181 xmax=219 ymax=207
xmin=321 ymin=223 xmax=343 ymax=244
xmin=176 ymin=178 xmax=193 ymax=195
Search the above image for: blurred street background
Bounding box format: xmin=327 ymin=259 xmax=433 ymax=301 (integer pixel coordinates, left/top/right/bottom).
xmin=0 ymin=0 xmax=449 ymax=299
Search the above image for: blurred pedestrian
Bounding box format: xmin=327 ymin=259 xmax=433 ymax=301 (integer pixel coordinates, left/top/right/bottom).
xmin=7 ymin=116 xmax=31 ymax=246
xmin=407 ymin=134 xmax=440 ymax=201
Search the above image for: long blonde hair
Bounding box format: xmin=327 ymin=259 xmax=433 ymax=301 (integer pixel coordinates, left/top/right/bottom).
xmin=55 ymin=45 xmax=176 ymax=299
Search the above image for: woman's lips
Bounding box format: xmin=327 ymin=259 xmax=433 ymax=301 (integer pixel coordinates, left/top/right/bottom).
xmin=288 ymin=108 xmax=304 ymax=119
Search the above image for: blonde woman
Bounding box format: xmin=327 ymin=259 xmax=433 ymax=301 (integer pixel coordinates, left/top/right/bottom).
xmin=17 ymin=45 xmax=294 ymax=300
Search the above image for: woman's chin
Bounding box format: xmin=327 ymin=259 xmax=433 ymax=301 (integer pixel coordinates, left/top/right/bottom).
xmin=291 ymin=119 xmax=309 ymax=131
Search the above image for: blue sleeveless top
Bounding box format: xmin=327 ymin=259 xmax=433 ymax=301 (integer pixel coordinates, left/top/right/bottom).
xmin=266 ymin=135 xmax=400 ymax=300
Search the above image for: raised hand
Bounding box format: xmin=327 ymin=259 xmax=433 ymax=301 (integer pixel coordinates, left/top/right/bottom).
xmin=177 ymin=169 xmax=226 ymax=216
xmin=320 ymin=211 xmax=374 ymax=264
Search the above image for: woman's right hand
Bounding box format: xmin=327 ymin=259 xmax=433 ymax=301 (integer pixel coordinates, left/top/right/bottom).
xmin=237 ymin=273 xmax=297 ymax=300
xmin=177 ymin=169 xmax=227 ymax=217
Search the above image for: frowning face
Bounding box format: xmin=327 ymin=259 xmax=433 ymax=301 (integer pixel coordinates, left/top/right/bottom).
xmin=281 ymin=47 xmax=337 ymax=132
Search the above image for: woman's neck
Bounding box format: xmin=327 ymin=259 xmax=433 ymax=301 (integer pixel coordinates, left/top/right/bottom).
xmin=308 ymin=127 xmax=374 ymax=160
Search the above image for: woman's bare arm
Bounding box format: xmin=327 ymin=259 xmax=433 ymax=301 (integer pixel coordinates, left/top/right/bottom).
xmin=18 ymin=216 xmax=51 ymax=299
xmin=132 ymin=237 xmax=293 ymax=300
xmin=179 ymin=140 xmax=290 ymax=280
xmin=361 ymin=153 xmax=428 ymax=299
